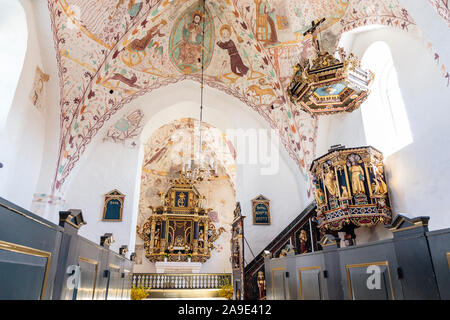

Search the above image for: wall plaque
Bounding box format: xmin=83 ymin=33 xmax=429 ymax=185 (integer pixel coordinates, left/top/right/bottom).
xmin=102 ymin=189 xmax=125 ymax=221
xmin=252 ymin=195 xmax=271 ymax=225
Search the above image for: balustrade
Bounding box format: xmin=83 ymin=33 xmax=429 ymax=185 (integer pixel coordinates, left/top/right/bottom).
xmin=132 ymin=273 xmax=231 ymax=290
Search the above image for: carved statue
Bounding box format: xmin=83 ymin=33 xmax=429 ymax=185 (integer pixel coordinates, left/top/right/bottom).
xmin=233 ymin=243 xmax=240 ymax=268
xmin=198 ymin=229 xmax=204 ymax=248
xmin=257 ymin=271 xmax=266 ymax=300
xmin=324 ymin=169 xmax=339 ymax=197
xmin=372 ymin=165 xmax=388 ymax=195
xmin=299 ymin=230 xmax=308 ymax=254
xmin=341 ymin=185 xmax=349 ymax=198
xmin=314 ymin=183 xmax=325 ymax=205
xmin=154 ymin=229 xmax=160 ymax=248
xmin=348 ymin=162 xmax=365 ymax=194
xmin=175 ymin=235 xmax=184 ymax=247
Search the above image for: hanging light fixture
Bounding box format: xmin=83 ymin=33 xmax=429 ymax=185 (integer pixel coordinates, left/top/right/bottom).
xmin=178 ymin=0 xmax=218 ymax=184
xmin=287 ymin=18 xmax=374 ymax=116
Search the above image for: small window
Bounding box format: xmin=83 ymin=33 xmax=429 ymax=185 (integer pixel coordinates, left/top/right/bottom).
xmin=360 ymin=41 xmax=413 ymax=156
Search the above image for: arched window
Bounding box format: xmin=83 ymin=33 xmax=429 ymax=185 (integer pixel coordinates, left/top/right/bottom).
xmin=0 ymin=0 xmax=28 ymax=132
xmin=360 ymin=41 xmax=413 ymax=156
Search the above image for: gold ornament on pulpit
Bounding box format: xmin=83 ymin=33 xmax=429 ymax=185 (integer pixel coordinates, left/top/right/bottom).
xmin=310 ymin=145 xmax=392 ymax=234
xmin=136 ymin=169 xmax=225 ymax=263
xmin=287 ymin=18 xmax=373 ymax=115
xmin=324 ymin=168 xmax=339 ymax=196
xmin=314 ymin=181 xmax=325 ymax=206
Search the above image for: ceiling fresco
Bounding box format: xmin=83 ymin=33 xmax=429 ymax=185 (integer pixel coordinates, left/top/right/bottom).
xmin=140 ymin=118 xmax=236 ymax=184
xmin=47 ymin=0 xmax=420 ymax=196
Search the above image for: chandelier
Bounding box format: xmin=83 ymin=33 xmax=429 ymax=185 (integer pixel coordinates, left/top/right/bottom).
xmin=287 ymin=18 xmax=374 ymax=115
xmin=176 ymin=0 xmax=218 ymax=184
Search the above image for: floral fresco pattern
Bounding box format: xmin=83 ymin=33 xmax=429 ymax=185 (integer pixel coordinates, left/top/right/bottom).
xmin=428 ymin=0 xmax=450 ymax=27
xmin=103 ymin=109 xmax=144 ymax=147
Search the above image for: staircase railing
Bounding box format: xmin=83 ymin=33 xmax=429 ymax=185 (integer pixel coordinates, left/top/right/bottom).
xmin=244 ymin=202 xmax=317 ymax=299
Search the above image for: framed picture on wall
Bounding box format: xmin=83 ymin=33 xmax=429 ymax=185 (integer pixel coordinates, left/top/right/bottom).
xmin=252 ymin=195 xmax=271 ymax=225
xmin=102 ymin=189 xmax=125 ymax=221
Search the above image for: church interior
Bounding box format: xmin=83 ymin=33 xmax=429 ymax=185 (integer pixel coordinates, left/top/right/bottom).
xmin=0 ymin=0 xmax=449 ymax=301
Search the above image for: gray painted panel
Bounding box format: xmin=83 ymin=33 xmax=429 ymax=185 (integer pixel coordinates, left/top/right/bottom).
xmin=338 ymin=240 xmax=402 ymax=300
xmin=393 ymin=235 xmax=440 ymax=299
xmin=346 ymin=265 xmax=391 ymax=300
xmin=272 ymin=270 xmax=286 ymax=300
xmin=299 ymin=268 xmax=322 ymax=300
xmin=0 ymin=199 xmax=62 ymax=300
xmin=0 ymin=251 xmax=48 ymax=300
xmin=426 ymin=229 xmax=450 ymax=299
xmin=323 ymin=249 xmax=343 ymax=300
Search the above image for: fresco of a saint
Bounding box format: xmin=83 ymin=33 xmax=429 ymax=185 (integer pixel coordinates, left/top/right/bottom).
xmin=169 ymin=5 xmax=214 ymax=74
xmin=216 ymin=25 xmax=249 ymax=77
xmin=257 ymin=0 xmax=279 ymax=44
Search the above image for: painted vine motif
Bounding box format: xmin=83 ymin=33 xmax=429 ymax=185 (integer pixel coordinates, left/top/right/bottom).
xmin=428 ymin=0 xmax=450 ymax=27
xmin=103 ymin=109 xmax=145 ymax=147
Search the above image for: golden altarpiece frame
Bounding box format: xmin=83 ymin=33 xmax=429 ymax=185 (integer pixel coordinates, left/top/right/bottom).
xmin=137 ymin=172 xmax=225 ymax=263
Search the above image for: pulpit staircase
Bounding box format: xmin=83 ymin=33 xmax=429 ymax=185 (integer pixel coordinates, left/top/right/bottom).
xmin=243 ymin=202 xmax=318 ymax=300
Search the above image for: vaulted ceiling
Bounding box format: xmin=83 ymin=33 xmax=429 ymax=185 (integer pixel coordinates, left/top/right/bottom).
xmin=47 ymin=0 xmax=418 ymax=194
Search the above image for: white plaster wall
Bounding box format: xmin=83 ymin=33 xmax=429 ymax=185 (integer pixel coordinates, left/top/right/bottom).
xmin=63 ymin=137 xmax=142 ymax=255
xmin=0 ymin=0 xmax=47 ymax=210
xmin=316 ymin=109 xmax=367 ymax=156
xmin=318 ymin=27 xmax=450 ymax=239
xmin=0 ymin=0 xmax=27 ymax=132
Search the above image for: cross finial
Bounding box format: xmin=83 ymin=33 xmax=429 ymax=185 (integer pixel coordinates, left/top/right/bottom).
xmin=303 ymin=18 xmax=326 ymax=52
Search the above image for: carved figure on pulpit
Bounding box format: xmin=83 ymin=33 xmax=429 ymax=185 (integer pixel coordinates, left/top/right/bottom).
xmin=324 ymin=169 xmax=339 ymax=197
xmin=341 ymin=186 xmax=349 ymax=198
xmin=348 ymin=161 xmax=365 ymax=194
xmin=314 ymin=182 xmax=325 ymax=205
xmin=372 ymin=165 xmax=388 ymax=195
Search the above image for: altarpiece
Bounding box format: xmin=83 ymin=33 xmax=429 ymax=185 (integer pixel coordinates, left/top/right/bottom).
xmin=137 ymin=171 xmax=225 ymax=263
